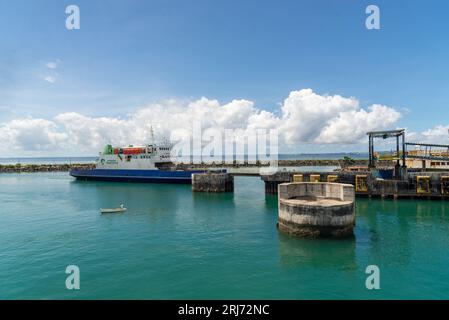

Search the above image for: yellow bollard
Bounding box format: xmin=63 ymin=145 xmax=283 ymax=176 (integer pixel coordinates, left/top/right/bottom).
xmin=442 ymin=176 xmax=449 ymax=195
xmin=417 ymin=176 xmax=430 ymax=194
xmin=355 ymin=175 xmax=368 ymax=192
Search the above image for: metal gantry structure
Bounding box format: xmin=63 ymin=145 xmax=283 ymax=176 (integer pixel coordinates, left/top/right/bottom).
xmin=405 ymin=142 xmax=449 ymax=162
xmin=367 ymin=129 xmax=406 ymax=168
xmin=367 ymin=129 xmax=449 ymax=178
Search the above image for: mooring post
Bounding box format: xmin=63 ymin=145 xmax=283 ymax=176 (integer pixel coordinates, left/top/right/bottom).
xmin=192 ymin=173 xmax=234 ymax=192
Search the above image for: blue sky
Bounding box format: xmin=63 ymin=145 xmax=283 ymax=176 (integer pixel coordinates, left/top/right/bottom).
xmin=1 ymin=0 xmax=449 ymax=155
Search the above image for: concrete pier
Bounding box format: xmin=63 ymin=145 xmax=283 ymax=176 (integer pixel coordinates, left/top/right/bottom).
xmin=192 ymin=173 xmax=234 ymax=192
xmin=261 ymin=172 xmax=294 ymax=194
xmin=278 ymin=182 xmax=355 ymax=238
xmin=262 ymin=171 xmax=449 ymax=199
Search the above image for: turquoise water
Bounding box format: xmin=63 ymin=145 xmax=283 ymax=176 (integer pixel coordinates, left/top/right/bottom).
xmin=1 ymin=172 xmax=449 ymax=299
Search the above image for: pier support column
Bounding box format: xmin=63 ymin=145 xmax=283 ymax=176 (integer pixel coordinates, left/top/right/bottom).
xmin=278 ymin=182 xmax=355 ymax=238
xmin=192 ymin=173 xmax=234 ymax=192
xmin=260 ymin=172 xmax=293 ymax=194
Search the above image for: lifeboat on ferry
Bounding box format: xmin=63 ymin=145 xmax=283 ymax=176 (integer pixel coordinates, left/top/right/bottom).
xmin=122 ymin=148 xmax=144 ymax=155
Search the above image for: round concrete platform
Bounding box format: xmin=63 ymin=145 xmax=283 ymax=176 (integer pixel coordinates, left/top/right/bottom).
xmin=278 ymin=182 xmax=355 ymax=238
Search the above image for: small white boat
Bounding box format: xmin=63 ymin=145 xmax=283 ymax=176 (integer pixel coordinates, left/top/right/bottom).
xmin=100 ymin=204 xmax=127 ymax=214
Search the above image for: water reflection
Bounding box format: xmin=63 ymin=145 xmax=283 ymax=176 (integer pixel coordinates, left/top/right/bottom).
xmin=69 ymin=180 xmax=188 ymax=224
xmin=264 ymin=193 xmax=278 ymax=210
xmin=354 ymin=198 xmax=444 ymax=268
xmin=191 ymin=191 xmax=236 ymax=223
xmin=277 ymin=232 xmax=357 ymax=271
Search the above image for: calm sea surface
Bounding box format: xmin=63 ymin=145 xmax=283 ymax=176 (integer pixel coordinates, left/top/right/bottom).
xmin=1 ymin=172 xmax=449 ymax=299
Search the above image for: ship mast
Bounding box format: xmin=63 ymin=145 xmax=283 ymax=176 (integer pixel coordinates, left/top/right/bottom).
xmin=150 ymin=126 xmax=155 ymax=144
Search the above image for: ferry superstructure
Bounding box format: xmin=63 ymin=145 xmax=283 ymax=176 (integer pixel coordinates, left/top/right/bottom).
xmin=69 ymin=142 xmax=205 ymax=184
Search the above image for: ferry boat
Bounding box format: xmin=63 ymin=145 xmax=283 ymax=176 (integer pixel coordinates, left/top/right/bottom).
xmin=70 ymin=141 xmax=206 ymax=184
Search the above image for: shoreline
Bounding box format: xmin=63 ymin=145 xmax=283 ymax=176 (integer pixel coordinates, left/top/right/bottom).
xmin=0 ymin=159 xmax=370 ymax=173
xmin=0 ymin=163 xmax=96 ymax=173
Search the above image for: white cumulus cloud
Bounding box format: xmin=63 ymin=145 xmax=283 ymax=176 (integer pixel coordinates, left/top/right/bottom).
xmin=315 ymin=104 xmax=401 ymax=144
xmin=44 ymin=76 xmax=56 ymax=84
xmin=45 ymin=60 xmax=60 ymax=69
xmin=1 ymin=88 xmax=440 ymax=156
xmin=42 ymin=60 xmax=61 ymax=83
xmin=407 ymin=125 xmax=449 ymax=145
xmin=0 ymin=119 xmax=67 ymax=153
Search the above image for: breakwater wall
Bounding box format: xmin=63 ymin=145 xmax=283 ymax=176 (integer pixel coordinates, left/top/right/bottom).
xmin=0 ymin=159 xmax=370 ymax=174
xmin=174 ymin=159 xmax=369 ymax=170
xmin=0 ymin=163 xmax=95 ymax=173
